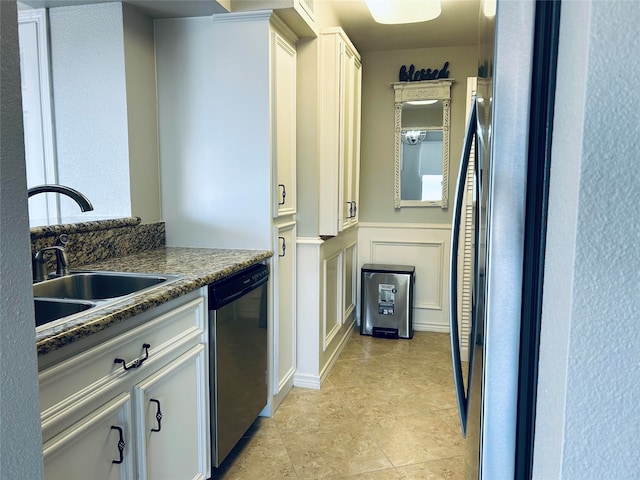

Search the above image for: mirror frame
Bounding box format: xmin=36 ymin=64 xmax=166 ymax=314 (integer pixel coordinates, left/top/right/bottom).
xmin=392 ymin=79 xmax=454 ymax=208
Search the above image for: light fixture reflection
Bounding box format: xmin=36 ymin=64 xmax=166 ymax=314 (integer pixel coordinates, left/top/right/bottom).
xmin=406 ymin=99 xmax=438 ymax=106
xmin=402 ymin=130 xmax=428 ymax=145
xmin=365 ymin=0 xmax=442 ymax=25
xmin=483 ymin=0 xmax=496 ymax=18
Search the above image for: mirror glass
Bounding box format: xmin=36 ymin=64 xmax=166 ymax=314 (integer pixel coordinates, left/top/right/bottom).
xmin=393 ymin=80 xmax=453 ymax=208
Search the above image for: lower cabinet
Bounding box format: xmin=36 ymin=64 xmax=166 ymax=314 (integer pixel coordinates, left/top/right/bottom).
xmin=43 ymin=393 xmax=134 ymax=480
xmin=271 ymin=221 xmax=296 ymax=411
xmin=133 ymin=345 xmax=208 ymax=480
xmin=39 ymin=290 xmax=210 ymax=480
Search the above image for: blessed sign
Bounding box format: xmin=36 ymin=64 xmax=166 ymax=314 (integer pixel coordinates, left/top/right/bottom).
xmin=399 ymin=61 xmax=450 ymax=82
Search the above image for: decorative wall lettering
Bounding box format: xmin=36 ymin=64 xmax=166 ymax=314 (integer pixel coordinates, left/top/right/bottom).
xmin=399 ymin=61 xmax=450 ymax=82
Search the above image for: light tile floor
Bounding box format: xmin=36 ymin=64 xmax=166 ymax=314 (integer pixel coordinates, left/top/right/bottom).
xmin=212 ymin=330 xmax=465 ymax=479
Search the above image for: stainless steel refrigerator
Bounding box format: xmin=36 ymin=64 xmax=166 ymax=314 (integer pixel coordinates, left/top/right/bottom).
xmin=449 ymin=1 xmax=561 ymax=478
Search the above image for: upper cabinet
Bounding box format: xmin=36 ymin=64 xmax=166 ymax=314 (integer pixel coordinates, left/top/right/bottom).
xmin=273 ymin=32 xmax=298 ymax=219
xmin=231 ymin=0 xmax=317 ymax=37
xmin=155 ymin=11 xmax=298 ymax=250
xmin=319 ymin=27 xmax=362 ymax=237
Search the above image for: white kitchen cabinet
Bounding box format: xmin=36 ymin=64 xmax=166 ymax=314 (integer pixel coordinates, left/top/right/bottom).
xmin=272 ymin=221 xmax=296 ymax=410
xmin=231 ymin=0 xmax=317 ymax=37
xmin=319 ymin=27 xmax=362 ymax=236
xmin=43 ymin=393 xmax=133 ymax=480
xmin=134 ymin=345 xmax=208 ymax=480
xmin=273 ymin=31 xmax=298 ymax=220
xmin=156 ymin=12 xmax=298 ymax=415
xmin=39 ymin=290 xmax=209 ymax=480
xmin=156 ymin=12 xmax=297 ymax=250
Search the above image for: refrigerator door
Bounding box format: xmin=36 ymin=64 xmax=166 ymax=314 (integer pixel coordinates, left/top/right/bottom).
xmin=449 ymin=1 xmax=560 ymax=477
xmin=449 ymin=96 xmax=478 ymax=438
xmin=465 ymin=1 xmax=537 ymax=478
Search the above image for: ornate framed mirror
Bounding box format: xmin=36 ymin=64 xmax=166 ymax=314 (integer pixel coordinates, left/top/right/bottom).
xmin=392 ymin=79 xmax=454 ymax=208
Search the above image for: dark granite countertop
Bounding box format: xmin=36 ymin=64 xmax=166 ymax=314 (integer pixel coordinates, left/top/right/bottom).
xmin=36 ymin=247 xmax=272 ymax=356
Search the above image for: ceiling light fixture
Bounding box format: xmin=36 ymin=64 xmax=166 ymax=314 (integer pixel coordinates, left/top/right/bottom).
xmin=365 ymin=0 xmax=442 ymax=25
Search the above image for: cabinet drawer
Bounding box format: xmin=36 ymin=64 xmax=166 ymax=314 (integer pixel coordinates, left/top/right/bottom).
xmin=40 ymin=295 xmax=206 ymax=416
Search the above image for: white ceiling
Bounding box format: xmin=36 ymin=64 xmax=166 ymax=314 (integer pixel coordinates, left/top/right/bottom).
xmin=19 ymin=0 xmax=480 ymax=53
xmin=327 ymin=0 xmax=481 ymax=53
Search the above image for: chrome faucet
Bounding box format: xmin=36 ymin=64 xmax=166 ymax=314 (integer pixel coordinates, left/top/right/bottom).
xmin=27 ymin=184 xmax=94 ymax=212
xmin=33 ymin=235 xmax=70 ymax=282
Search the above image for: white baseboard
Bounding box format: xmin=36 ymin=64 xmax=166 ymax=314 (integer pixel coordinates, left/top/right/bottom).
xmin=293 ymin=372 xmax=321 ymax=390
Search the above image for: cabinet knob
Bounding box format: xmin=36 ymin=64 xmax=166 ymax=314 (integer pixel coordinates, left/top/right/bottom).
xmin=114 ymin=343 xmax=151 ymax=371
xmin=110 ymin=426 xmax=126 ymax=464
xmin=278 ymin=184 xmax=287 ymax=205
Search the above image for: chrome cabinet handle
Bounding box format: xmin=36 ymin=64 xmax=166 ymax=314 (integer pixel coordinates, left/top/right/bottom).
xmin=346 ymin=201 xmax=353 ymax=218
xmin=110 ymin=426 xmax=125 ymax=464
xmin=352 ymin=201 xmax=357 ymax=217
xmin=449 ymin=96 xmax=477 ymax=438
xmin=114 ymin=343 xmax=150 ymax=371
xmin=150 ymin=399 xmax=163 ymax=432
xmin=278 ymin=236 xmax=286 ymax=257
xmin=278 ymin=184 xmax=286 ymax=205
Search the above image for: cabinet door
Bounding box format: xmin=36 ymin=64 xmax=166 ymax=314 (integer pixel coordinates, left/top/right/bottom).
xmin=319 ymin=29 xmax=362 ymax=236
xmin=340 ymin=43 xmax=355 ymax=231
xmin=341 ymin=47 xmax=362 ymax=231
xmin=348 ymin=56 xmax=362 ymax=228
xmin=133 ymin=345 xmax=209 ymax=480
xmin=273 ymin=30 xmax=297 ymax=219
xmin=274 ymin=221 xmax=296 ymax=394
xmin=43 ymin=393 xmax=133 ymax=480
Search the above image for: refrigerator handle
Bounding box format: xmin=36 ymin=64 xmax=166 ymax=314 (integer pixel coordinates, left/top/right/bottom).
xmin=449 ymin=96 xmax=477 ymax=438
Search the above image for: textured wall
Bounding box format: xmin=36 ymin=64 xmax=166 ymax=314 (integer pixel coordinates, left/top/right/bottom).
xmin=49 ymin=2 xmax=131 ymax=222
xmin=0 ymin=1 xmax=45 ymax=477
xmin=534 ymin=1 xmax=640 ymax=478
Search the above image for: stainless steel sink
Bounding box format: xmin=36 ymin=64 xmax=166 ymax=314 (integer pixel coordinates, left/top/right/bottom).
xmin=33 ymin=271 xmax=184 ymax=328
xmin=34 ymin=298 xmax=95 ymax=327
xmin=33 ymin=271 xmax=181 ymax=301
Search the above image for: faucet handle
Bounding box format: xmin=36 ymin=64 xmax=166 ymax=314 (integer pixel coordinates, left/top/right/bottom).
xmin=33 ymin=245 xmax=70 ymax=282
xmin=55 ymin=234 xmax=69 ymax=247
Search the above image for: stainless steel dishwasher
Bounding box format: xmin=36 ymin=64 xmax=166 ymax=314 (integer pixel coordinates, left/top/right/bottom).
xmin=208 ymin=263 xmax=269 ymax=468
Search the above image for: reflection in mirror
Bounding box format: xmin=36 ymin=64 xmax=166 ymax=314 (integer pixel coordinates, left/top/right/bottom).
xmin=392 ymin=80 xmax=453 ymax=208
xmin=400 ymin=129 xmax=443 ymax=201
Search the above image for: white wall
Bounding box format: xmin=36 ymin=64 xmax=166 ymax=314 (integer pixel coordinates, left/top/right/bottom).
xmin=358 ymin=223 xmax=451 ymax=332
xmin=359 ymin=45 xmax=477 ymax=225
xmin=49 ymin=2 xmax=132 ymax=222
xmin=534 ymin=1 xmax=640 ymax=478
xmin=0 ymin=1 xmax=45 ymax=477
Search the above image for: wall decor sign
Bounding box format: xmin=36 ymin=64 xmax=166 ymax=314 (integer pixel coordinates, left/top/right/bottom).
xmin=399 ymin=61 xmax=450 ymax=82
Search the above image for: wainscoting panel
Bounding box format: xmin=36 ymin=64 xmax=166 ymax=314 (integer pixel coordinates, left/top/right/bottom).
xmin=358 ymin=223 xmax=451 ymax=332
